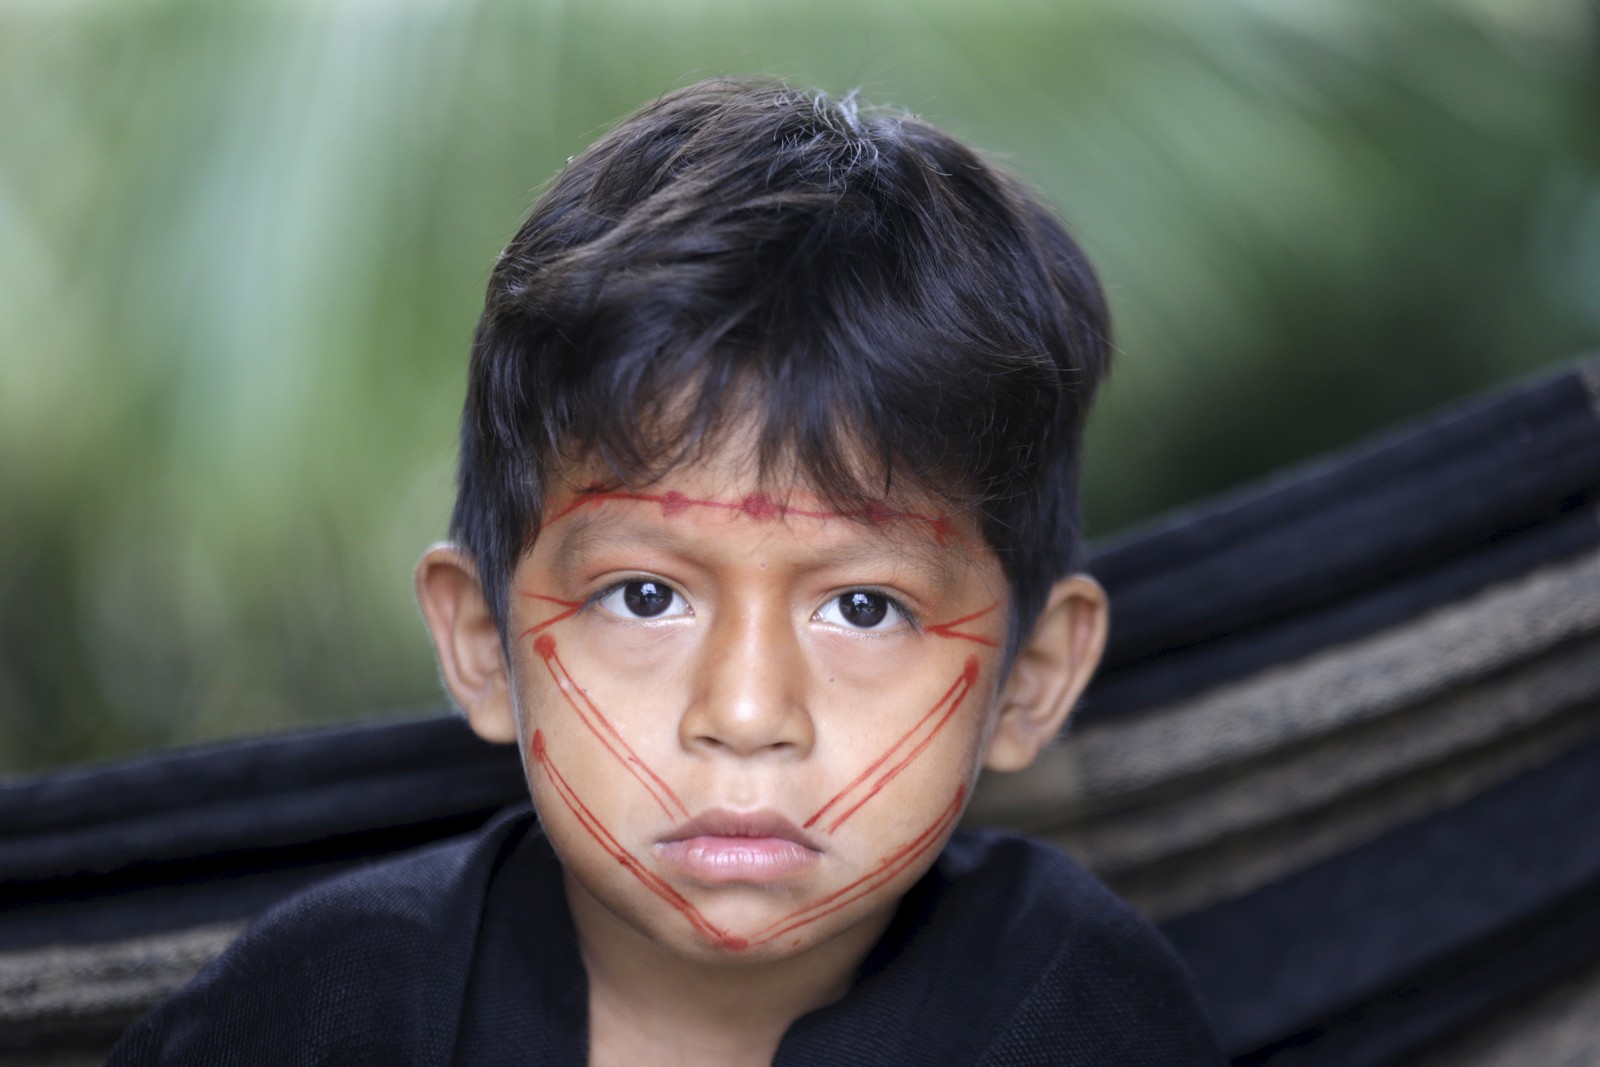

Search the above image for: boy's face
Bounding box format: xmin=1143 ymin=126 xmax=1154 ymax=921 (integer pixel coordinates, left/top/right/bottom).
xmin=419 ymin=441 xmax=1105 ymax=970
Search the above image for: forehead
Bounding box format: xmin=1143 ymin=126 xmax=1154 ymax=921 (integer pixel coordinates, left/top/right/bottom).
xmin=546 ymin=484 xmax=962 ymax=542
xmin=534 ymin=461 xmax=990 ymax=586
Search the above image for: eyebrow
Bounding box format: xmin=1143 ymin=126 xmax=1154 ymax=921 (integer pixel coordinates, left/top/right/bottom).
xmin=544 ymin=512 xmax=687 ymax=580
xmin=810 ymin=533 xmax=963 ymax=594
xmin=543 ymin=486 xmax=963 ymax=546
xmin=541 ymin=507 xmax=968 ymax=593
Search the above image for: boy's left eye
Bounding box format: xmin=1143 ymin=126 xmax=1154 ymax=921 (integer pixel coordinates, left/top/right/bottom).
xmin=816 ymin=591 xmax=904 ymax=632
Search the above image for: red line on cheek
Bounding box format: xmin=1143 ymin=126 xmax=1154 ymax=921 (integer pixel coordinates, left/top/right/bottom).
xmin=822 ymin=663 xmax=976 ymax=835
xmin=531 ymin=731 xmax=746 ymax=951
xmin=533 ymin=635 xmax=690 ymax=821
xmin=803 ymin=658 xmax=980 ymax=833
xmin=751 ymin=785 xmax=966 ymax=946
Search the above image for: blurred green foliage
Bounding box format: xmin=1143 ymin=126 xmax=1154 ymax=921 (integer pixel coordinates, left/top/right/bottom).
xmin=2 ymin=0 xmax=1596 ymax=774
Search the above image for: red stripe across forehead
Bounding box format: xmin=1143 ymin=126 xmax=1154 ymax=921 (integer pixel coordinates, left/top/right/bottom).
xmin=541 ymin=485 xmax=968 ymax=549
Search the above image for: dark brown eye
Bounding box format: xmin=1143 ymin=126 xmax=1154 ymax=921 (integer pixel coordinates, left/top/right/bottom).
xmin=837 ymin=591 xmax=889 ymax=629
xmin=597 ymin=579 xmax=687 ymax=620
xmin=623 ymin=580 xmax=675 ymax=617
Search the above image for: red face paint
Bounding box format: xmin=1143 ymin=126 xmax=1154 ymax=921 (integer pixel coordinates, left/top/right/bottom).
xmin=925 ymin=601 xmax=1001 ymax=648
xmin=542 ymin=486 xmax=963 ymax=547
xmin=749 ymin=785 xmax=966 ymax=947
xmin=805 ymin=657 xmax=979 ymax=833
xmin=518 ymin=557 xmax=987 ymax=954
xmin=533 ymin=634 xmax=690 ymax=821
xmin=517 ymin=591 xmax=584 ymax=638
xmin=532 ymin=730 xmax=746 ymax=950
xmin=536 ymin=728 xmax=966 ymax=953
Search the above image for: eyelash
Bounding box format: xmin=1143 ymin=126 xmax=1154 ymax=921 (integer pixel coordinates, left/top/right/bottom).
xmin=585 ymin=576 xmax=692 ymax=620
xmin=816 ymin=588 xmax=921 ymax=634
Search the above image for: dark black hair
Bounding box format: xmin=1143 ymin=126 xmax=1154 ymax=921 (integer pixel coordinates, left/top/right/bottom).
xmin=452 ymin=77 xmax=1111 ymax=661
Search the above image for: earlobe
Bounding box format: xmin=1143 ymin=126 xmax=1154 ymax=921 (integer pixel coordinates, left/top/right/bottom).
xmin=414 ymin=543 xmax=519 ymax=745
xmin=983 ymin=574 xmax=1108 ymax=773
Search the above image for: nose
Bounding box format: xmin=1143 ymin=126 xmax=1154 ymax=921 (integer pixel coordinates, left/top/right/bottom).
xmin=679 ymin=596 xmax=813 ymax=759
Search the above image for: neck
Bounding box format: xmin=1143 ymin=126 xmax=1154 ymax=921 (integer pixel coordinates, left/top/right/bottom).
xmin=565 ymin=871 xmax=892 ymax=1067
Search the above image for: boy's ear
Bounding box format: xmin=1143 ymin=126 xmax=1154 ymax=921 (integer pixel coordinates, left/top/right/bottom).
xmin=414 ymin=543 xmax=519 ymax=745
xmin=983 ymin=574 xmax=1108 ymax=773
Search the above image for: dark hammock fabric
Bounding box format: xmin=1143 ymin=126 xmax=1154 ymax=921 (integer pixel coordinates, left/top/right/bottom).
xmin=108 ymin=808 xmax=1225 ymax=1066
xmin=3 ymin=354 xmax=1599 ymax=1065
xmin=1086 ymin=356 xmax=1600 ymax=719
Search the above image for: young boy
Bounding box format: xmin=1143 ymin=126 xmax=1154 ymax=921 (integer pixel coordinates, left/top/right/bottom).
xmin=111 ymin=79 xmax=1223 ymax=1065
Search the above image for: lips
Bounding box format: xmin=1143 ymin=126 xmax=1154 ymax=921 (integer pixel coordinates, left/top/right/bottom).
xmin=654 ymin=809 xmax=823 ymax=884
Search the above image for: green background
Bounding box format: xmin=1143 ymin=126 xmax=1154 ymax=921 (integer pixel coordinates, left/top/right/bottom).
xmin=3 ymin=0 xmax=1597 ymax=773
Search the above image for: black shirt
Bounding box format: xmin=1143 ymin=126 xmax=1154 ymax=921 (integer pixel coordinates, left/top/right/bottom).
xmin=110 ymin=805 xmax=1224 ymax=1065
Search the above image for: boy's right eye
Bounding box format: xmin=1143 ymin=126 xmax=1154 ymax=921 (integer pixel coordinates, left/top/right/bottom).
xmin=596 ymin=579 xmax=689 ymax=620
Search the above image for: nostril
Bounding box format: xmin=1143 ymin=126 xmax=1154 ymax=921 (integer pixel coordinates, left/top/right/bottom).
xmin=681 ymin=628 xmax=814 ymax=757
xmin=686 ymin=714 xmax=809 ymax=758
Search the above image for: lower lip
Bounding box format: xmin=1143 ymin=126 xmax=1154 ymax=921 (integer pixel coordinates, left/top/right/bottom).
xmin=655 ymin=836 xmax=821 ymax=883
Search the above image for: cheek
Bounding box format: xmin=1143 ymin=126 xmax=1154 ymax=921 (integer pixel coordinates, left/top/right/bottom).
xmin=807 ymin=634 xmax=933 ymax=695
xmin=519 ymin=615 xmax=695 ymax=720
xmin=808 ymin=655 xmax=985 ymax=838
xmin=527 ymin=727 xmax=756 ymax=952
xmin=807 ymin=598 xmax=1005 ymax=708
xmin=741 ymin=783 xmax=969 ymax=952
xmin=518 ymin=640 xmax=691 ymax=824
